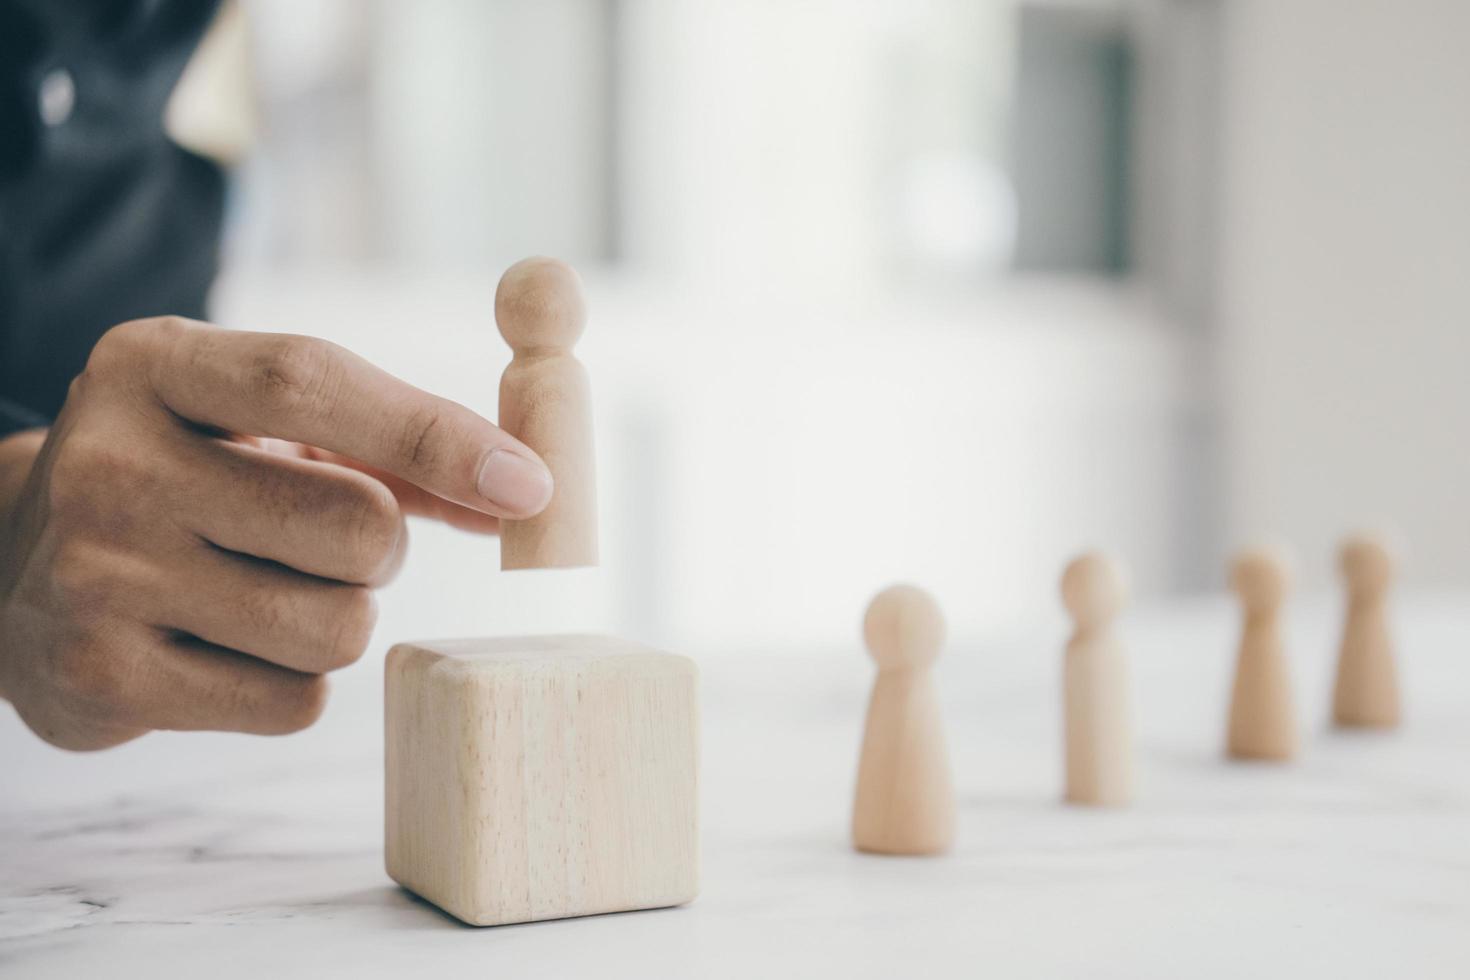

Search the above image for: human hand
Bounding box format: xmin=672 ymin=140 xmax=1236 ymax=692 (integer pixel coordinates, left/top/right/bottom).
xmin=0 ymin=317 xmax=552 ymax=750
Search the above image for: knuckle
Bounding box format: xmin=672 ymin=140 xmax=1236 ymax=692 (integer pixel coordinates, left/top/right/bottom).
xmin=46 ymin=430 xmax=97 ymax=488
xmin=86 ymin=321 xmax=147 ymax=372
xmin=323 ymin=588 xmax=377 ymax=670
xmin=44 ymin=449 xmax=91 ymax=518
xmin=338 ymin=479 xmax=402 ymax=580
xmin=50 ymin=641 xmax=92 ymax=690
xmin=49 ymin=544 xmax=116 ymax=621
xmin=248 ymin=336 xmax=337 ymax=416
xmin=64 ymin=369 xmax=95 ymax=405
xmin=47 ymin=436 xmax=154 ymax=526
xmin=53 ymin=639 xmax=127 ymax=711
xmin=277 ymin=675 xmax=329 ymax=733
xmin=395 ymin=404 xmax=446 ymax=469
xmin=87 ymin=317 xmax=186 ymax=375
xmin=238 ymin=581 xmax=289 ymax=639
xmin=77 ymin=436 xmax=138 ymax=484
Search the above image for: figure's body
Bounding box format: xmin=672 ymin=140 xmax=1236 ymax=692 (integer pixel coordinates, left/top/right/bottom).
xmin=852 ymin=584 xmax=954 ymax=856
xmin=1226 ymin=547 xmax=1297 ymax=761
xmin=1332 ymin=533 xmax=1401 ymax=728
xmin=1061 ymin=552 xmax=1133 ymax=806
xmin=496 ymin=258 xmax=599 ymax=570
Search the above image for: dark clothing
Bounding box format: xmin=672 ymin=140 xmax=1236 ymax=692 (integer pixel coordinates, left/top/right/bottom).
xmin=0 ymin=0 xmax=224 ymax=437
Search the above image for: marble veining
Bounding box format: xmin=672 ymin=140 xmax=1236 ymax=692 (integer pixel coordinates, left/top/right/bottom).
xmin=2 ymin=596 xmax=1468 ymax=978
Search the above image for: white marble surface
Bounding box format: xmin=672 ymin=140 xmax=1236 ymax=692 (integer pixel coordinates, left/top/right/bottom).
xmin=3 ymin=592 xmax=1468 ymax=978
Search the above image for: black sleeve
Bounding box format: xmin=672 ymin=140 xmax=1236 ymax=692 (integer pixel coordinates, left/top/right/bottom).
xmin=0 ymin=0 xmax=224 ymax=430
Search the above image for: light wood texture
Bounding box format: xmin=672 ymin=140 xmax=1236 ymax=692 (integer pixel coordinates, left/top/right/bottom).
xmin=1332 ymin=532 xmax=1402 ymax=728
xmin=496 ymin=257 xmax=599 ymax=569
xmin=852 ymin=584 xmax=955 ymax=856
xmin=1060 ymin=552 xmax=1134 ymax=806
xmin=384 ymin=635 xmax=698 ymax=926
xmin=1226 ymin=546 xmax=1298 ymax=761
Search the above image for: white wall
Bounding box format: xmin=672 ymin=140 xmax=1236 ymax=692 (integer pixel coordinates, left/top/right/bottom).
xmin=1217 ymin=0 xmax=1470 ymax=587
xmin=368 ymin=0 xmax=614 ymax=267
xmin=212 ymin=270 xmax=1190 ymax=651
xmin=616 ymin=0 xmax=1016 ymax=290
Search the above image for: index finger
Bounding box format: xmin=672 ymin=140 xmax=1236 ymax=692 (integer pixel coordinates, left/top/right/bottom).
xmin=139 ymin=318 xmax=554 ymax=519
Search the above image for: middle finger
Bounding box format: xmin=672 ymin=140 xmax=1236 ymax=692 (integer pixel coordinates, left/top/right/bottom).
xmin=143 ymin=542 xmax=378 ymax=674
xmin=183 ymin=435 xmax=407 ymax=585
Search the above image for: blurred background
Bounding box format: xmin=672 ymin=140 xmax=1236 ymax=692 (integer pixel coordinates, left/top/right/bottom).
xmin=173 ymin=0 xmax=1467 ymax=651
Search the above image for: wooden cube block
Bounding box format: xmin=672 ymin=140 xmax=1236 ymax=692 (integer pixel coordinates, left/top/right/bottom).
xmin=385 ymin=634 xmax=699 ymax=926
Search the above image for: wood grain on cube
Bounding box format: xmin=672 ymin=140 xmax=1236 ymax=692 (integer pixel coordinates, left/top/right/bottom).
xmin=385 ymin=635 xmax=698 ymax=926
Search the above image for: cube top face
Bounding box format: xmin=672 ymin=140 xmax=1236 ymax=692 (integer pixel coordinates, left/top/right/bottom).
xmin=398 ymin=633 xmax=693 ymax=674
xmin=385 ymin=634 xmax=698 ymax=927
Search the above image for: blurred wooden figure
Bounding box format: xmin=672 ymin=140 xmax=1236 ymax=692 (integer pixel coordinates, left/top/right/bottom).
xmin=852 ymin=585 xmax=955 ymax=855
xmin=1060 ymin=552 xmax=1134 ymax=806
xmin=1226 ymin=546 xmax=1298 ymax=761
xmin=496 ymin=256 xmax=599 ymax=569
xmin=1332 ymin=532 xmax=1402 ymax=729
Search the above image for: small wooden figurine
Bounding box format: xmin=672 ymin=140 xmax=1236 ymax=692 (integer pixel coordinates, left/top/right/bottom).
xmin=1332 ymin=531 xmax=1402 ymax=729
xmin=852 ymin=584 xmax=955 ymax=856
xmin=1226 ymin=545 xmax=1298 ymax=761
xmin=496 ymin=256 xmax=599 ymax=569
xmin=1060 ymin=551 xmax=1134 ymax=806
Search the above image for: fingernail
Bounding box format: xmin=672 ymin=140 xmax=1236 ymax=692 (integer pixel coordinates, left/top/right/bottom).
xmin=476 ymin=448 xmax=554 ymax=516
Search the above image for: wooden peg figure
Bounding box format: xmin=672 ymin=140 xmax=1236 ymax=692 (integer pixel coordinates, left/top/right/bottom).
xmin=1332 ymin=532 xmax=1402 ymax=729
xmin=852 ymin=585 xmax=955 ymax=856
xmin=1226 ymin=546 xmax=1297 ymax=761
xmin=1060 ymin=552 xmax=1134 ymax=806
xmin=496 ymin=257 xmax=599 ymax=569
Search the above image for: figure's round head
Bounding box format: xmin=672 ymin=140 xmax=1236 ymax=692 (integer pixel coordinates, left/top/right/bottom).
xmin=1230 ymin=545 xmax=1292 ymax=612
xmin=863 ymin=584 xmax=945 ymax=671
xmin=1340 ymin=532 xmax=1396 ymax=595
xmin=495 ymin=256 xmax=587 ymax=350
xmin=1060 ymin=551 xmax=1128 ymax=629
